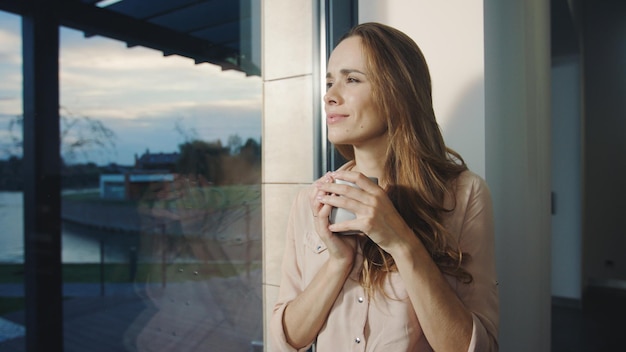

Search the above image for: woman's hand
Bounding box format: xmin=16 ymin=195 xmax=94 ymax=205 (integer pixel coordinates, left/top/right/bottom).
xmin=315 ymin=170 xmax=415 ymax=255
xmin=310 ymin=172 xmax=358 ymax=268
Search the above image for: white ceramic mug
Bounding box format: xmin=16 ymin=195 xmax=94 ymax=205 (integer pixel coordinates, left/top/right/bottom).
xmin=329 ymin=177 xmax=378 ymax=235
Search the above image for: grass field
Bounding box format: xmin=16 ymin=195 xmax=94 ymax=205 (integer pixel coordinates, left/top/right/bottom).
xmin=63 ymin=184 xmax=261 ymax=210
xmin=0 ymin=261 xmax=260 ymax=315
xmin=0 ymin=261 xmax=260 ymax=285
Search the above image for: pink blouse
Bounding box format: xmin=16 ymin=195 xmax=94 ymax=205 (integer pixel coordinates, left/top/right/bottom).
xmin=270 ymin=170 xmax=499 ymax=351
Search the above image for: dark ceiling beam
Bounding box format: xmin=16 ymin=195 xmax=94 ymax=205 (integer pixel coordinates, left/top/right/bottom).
xmin=0 ymin=0 xmax=26 ymax=15
xmin=57 ymin=0 xmax=243 ymax=71
xmin=0 ymin=0 xmax=240 ymax=71
xmin=0 ymin=0 xmax=260 ymax=75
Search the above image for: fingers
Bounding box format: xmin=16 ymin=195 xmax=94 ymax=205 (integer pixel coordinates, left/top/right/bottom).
xmin=314 ymin=171 xmax=384 ymax=236
xmin=310 ymin=172 xmax=335 ymax=217
xmin=317 ymin=171 xmax=380 ymax=199
xmin=333 ymin=171 xmax=379 ymax=191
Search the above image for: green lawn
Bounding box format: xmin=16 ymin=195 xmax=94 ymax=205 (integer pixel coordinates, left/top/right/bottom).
xmin=0 ymin=262 xmax=259 ymax=284
xmin=63 ymin=184 xmax=261 ymax=211
xmin=0 ymin=261 xmax=260 ymax=315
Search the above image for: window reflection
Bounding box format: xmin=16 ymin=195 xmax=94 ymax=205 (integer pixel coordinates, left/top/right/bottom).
xmin=0 ymin=3 xmax=262 ymax=349
xmin=57 ymin=27 xmax=263 ymax=350
xmin=131 ymin=169 xmax=262 ymax=350
xmin=0 ymin=10 xmax=25 ymax=352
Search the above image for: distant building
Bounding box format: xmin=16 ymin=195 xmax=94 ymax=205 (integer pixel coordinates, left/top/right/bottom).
xmin=100 ymin=173 xmax=175 ymax=200
xmin=100 ymin=149 xmax=179 ymax=200
xmin=134 ymin=149 xmax=179 ymax=172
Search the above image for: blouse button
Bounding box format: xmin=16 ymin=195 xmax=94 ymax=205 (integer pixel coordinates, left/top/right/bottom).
xmin=355 ymin=337 xmax=361 ymax=344
xmin=358 ymin=296 xmax=364 ymax=303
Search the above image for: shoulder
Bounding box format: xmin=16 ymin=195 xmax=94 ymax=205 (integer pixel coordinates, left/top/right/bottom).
xmin=454 ymin=170 xmax=492 ymax=202
xmin=445 ymin=170 xmax=493 ymax=227
xmin=444 ymin=170 xmax=495 ymax=245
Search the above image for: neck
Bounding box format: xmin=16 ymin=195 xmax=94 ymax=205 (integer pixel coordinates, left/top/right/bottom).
xmin=352 ymin=144 xmax=386 ymax=182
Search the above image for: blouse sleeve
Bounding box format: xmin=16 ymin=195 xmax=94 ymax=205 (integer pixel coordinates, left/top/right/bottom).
xmin=451 ymin=173 xmax=500 ymax=352
xmin=268 ymin=189 xmax=314 ymax=352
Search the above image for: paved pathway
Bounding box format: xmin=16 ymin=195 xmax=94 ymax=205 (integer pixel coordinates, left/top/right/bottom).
xmin=0 ymin=270 xmax=264 ymax=352
xmin=0 ymin=282 xmax=148 ymax=298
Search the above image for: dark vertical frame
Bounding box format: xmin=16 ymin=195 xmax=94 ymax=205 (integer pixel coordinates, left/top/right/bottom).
xmin=324 ymin=0 xmax=357 ymax=171
xmin=22 ymin=0 xmax=63 ymax=351
xmin=325 ymin=0 xmax=358 ymax=50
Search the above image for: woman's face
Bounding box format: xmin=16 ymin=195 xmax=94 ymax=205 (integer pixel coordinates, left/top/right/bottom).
xmin=324 ymin=36 xmax=388 ymax=149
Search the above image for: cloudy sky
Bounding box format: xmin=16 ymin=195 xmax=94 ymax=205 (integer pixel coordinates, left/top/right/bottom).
xmin=0 ymin=11 xmax=262 ymax=166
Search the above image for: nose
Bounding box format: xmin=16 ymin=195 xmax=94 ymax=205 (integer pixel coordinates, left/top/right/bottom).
xmin=324 ymin=84 xmax=340 ymax=105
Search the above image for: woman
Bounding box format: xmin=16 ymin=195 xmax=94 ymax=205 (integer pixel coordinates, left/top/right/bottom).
xmin=270 ymin=22 xmax=499 ymax=351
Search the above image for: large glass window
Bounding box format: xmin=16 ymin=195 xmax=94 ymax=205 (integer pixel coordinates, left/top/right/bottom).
xmin=0 ymin=10 xmax=25 ymax=352
xmin=0 ymin=1 xmax=262 ymax=350
xmin=59 ymin=27 xmax=262 ymax=351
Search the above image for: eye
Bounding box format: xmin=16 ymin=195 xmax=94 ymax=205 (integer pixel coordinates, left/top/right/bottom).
xmin=347 ymin=76 xmax=360 ymax=83
xmin=325 ymin=81 xmax=333 ymax=90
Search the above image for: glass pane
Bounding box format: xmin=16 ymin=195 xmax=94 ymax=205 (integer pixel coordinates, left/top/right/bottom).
xmin=58 ymin=8 xmax=262 ymax=352
xmin=0 ymin=10 xmax=26 ymax=352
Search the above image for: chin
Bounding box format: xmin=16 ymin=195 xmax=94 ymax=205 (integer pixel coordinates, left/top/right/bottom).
xmin=328 ymin=137 xmax=352 ymax=146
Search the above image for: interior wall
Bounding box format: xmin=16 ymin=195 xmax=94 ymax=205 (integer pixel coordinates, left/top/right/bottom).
xmin=358 ymin=0 xmax=486 ymax=177
xmin=581 ymin=0 xmax=626 ymax=287
xmin=484 ymin=0 xmax=552 ymax=351
xmin=261 ymin=1 xmax=317 ymax=350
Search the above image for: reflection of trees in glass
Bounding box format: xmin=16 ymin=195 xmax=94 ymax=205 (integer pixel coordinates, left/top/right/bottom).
xmin=227 ymin=134 xmax=243 ymax=155
xmin=176 ymin=140 xmax=225 ymax=184
xmin=4 ymin=106 xmax=117 ymax=163
xmin=176 ymin=136 xmax=260 ymax=185
xmin=1 ymin=107 xmax=117 ymax=190
xmin=0 ymin=156 xmax=22 ymax=190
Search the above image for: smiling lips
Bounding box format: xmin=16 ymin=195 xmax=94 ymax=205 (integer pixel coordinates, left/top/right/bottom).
xmin=326 ymin=113 xmax=349 ymax=124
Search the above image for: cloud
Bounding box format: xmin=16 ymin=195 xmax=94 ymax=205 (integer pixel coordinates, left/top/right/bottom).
xmin=0 ymin=24 xmax=21 ymax=64
xmin=0 ymin=14 xmax=263 ymax=166
xmin=59 ymin=27 xmax=262 ymax=121
xmin=0 ymin=14 xmax=22 ymax=115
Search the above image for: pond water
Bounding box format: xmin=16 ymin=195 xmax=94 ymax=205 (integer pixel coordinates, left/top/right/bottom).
xmin=0 ymin=191 xmax=141 ymax=264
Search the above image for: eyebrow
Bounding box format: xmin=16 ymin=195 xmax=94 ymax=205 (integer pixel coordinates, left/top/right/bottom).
xmin=326 ymin=68 xmax=367 ymax=78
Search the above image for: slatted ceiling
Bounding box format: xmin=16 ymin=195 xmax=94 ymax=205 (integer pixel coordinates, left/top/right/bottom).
xmin=98 ymin=0 xmax=202 ymax=20
xmin=101 ymin=0 xmax=255 ymax=73
xmin=149 ymin=3 xmax=239 ymax=29
xmin=193 ymin=20 xmax=240 ymax=48
xmin=91 ymin=0 xmax=255 ymax=74
xmin=0 ymin=0 xmax=259 ymax=75
xmin=100 ymin=0 xmax=242 ymax=39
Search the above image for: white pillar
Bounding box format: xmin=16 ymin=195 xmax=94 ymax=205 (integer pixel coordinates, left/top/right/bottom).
xmin=485 ymin=0 xmax=552 ymax=350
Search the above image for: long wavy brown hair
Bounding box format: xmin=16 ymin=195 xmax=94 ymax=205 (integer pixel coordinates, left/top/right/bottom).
xmin=333 ymin=22 xmax=472 ymax=293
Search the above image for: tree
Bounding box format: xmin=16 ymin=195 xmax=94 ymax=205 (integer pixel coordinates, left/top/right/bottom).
xmin=227 ymin=134 xmax=243 ymax=155
xmin=176 ymin=140 xmax=227 ymax=184
xmin=3 ymin=106 xmax=117 ymax=164
xmin=174 ymin=117 xmax=199 ymax=144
